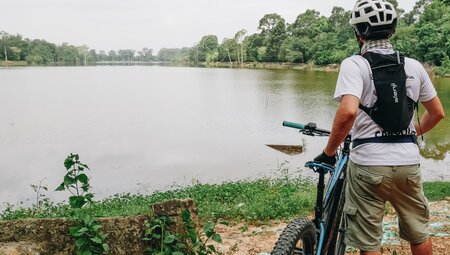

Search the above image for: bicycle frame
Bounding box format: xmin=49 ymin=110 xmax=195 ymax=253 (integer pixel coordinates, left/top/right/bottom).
xmin=283 ymin=121 xmax=351 ymax=255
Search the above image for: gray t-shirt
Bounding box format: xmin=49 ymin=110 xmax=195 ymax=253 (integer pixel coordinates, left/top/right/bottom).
xmin=334 ymin=49 xmax=437 ymax=165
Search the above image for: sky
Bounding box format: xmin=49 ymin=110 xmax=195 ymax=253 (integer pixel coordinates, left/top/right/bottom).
xmin=1 ymin=0 xmax=418 ymax=53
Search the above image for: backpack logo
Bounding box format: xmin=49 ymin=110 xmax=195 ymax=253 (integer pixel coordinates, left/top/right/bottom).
xmin=391 ymin=83 xmax=399 ymax=103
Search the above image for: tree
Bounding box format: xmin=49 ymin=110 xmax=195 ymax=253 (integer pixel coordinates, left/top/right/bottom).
xmin=257 ymin=14 xmax=286 ymax=62
xmin=289 ymin=10 xmax=329 ymax=39
xmin=234 ymin=29 xmax=247 ymax=64
xmin=242 ymin=33 xmax=264 ymax=62
xmin=77 ymin=45 xmax=89 ymax=65
xmin=401 ymin=0 xmax=433 ymax=26
xmin=98 ymin=50 xmax=107 ymax=62
xmin=26 ymin=40 xmax=56 ymax=64
xmin=118 ymin=49 xmax=135 ymax=62
xmin=328 ymin=7 xmax=354 ymax=44
xmin=0 ymin=31 xmax=7 ymax=61
xmin=196 ymin=35 xmax=219 ymax=62
xmin=219 ymin=38 xmax=237 ymax=63
xmin=108 ymin=50 xmax=117 ymax=61
xmin=279 ymin=37 xmax=312 ymax=63
xmin=56 ymin=43 xmax=79 ymax=64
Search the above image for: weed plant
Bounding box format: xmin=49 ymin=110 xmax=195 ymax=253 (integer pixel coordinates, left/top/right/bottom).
xmin=1 ymin=173 xmax=449 ymax=222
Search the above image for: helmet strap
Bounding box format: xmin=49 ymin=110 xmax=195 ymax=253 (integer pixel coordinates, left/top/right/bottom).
xmin=355 ymin=32 xmax=366 ymax=52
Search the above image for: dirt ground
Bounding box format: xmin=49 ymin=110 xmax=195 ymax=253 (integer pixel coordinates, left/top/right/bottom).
xmin=213 ymin=200 xmax=450 ymax=255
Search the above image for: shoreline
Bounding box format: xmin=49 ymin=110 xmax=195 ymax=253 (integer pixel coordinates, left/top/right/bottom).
xmin=2 ymin=60 xmax=449 ymax=77
xmin=1 ymin=179 xmax=449 ymax=222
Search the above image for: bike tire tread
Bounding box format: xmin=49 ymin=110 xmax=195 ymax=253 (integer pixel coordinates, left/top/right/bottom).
xmin=271 ymin=218 xmax=316 ymax=255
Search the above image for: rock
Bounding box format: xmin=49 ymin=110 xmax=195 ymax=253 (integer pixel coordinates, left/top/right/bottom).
xmin=0 ymin=242 xmax=42 ymax=255
xmin=0 ymin=199 xmax=199 ymax=254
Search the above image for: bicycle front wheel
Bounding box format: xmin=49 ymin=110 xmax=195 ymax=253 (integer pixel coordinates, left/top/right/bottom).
xmin=271 ymin=218 xmax=316 ymax=255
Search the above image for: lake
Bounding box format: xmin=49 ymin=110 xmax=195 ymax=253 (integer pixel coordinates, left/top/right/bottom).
xmin=1 ymin=66 xmax=449 ymax=206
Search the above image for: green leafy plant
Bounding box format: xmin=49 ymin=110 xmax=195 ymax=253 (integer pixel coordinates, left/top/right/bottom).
xmin=143 ymin=215 xmax=186 ymax=255
xmin=181 ymin=210 xmax=224 ymax=255
xmin=143 ymin=209 xmax=225 ymax=255
xmin=56 ymin=153 xmax=109 ymax=255
xmin=30 ymin=178 xmax=51 ymax=216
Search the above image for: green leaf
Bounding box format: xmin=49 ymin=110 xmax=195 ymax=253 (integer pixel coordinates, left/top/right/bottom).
xmin=55 ymin=183 xmax=65 ymax=191
xmin=219 ymin=221 xmax=229 ymax=226
xmin=64 ymin=156 xmax=75 ymax=170
xmin=79 ymin=162 xmax=90 ymax=170
xmin=173 ymin=252 xmax=184 ymax=255
xmin=181 ymin=209 xmax=191 ymax=223
xmin=77 ymin=174 xmax=88 ymax=184
xmin=207 ymin=244 xmax=217 ymax=252
xmin=163 ymin=234 xmax=176 ymax=244
xmin=102 ymin=243 xmax=109 ymax=252
xmin=69 ymin=196 xmax=87 ymax=209
xmin=75 ymin=238 xmax=86 ymax=247
xmin=64 ymin=176 xmax=76 ymax=186
xmin=71 ymin=227 xmax=89 ymax=237
xmin=212 ymin=233 xmax=222 ymax=243
xmin=203 ymin=222 xmax=215 ymax=233
xmin=91 ymin=236 xmax=102 ymax=244
xmin=81 ymin=250 xmax=92 ymax=255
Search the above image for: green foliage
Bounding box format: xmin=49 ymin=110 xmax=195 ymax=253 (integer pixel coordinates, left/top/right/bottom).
xmin=423 ymin=182 xmax=450 ymax=201
xmin=144 ymin=209 xmax=224 ymax=255
xmin=2 ymin=176 xmax=449 ymax=222
xmin=70 ymin=210 xmax=109 ymax=255
xmin=56 ymin=154 xmax=109 ymax=255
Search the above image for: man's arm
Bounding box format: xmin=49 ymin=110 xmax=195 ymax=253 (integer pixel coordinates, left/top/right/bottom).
xmin=323 ymin=95 xmax=360 ymax=156
xmin=415 ymin=96 xmax=445 ymax=136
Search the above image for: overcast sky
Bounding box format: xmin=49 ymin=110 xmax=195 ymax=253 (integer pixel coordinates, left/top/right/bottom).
xmin=2 ymin=0 xmax=418 ymax=53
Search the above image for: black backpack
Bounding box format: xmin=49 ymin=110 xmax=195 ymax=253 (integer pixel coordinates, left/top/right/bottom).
xmin=359 ymin=51 xmax=417 ymax=133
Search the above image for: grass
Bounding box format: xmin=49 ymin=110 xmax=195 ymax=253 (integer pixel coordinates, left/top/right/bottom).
xmin=1 ymin=177 xmax=449 ymax=222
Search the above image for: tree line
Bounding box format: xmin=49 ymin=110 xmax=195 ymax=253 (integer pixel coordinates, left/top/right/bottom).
xmin=1 ymin=0 xmax=449 ymax=71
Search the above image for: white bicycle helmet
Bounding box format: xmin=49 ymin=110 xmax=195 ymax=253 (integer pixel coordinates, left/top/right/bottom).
xmin=350 ymin=0 xmax=397 ymax=39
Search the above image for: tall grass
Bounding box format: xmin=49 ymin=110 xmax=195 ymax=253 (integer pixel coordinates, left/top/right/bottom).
xmin=1 ymin=177 xmax=449 ymax=222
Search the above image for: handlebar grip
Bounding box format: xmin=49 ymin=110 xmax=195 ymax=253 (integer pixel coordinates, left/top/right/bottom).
xmin=282 ymin=121 xmax=305 ymax=130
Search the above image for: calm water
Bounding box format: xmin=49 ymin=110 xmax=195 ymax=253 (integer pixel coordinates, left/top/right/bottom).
xmin=1 ymin=66 xmax=449 ymax=206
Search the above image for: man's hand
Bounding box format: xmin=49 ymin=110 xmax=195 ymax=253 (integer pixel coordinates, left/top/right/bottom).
xmin=314 ymin=151 xmax=336 ymax=166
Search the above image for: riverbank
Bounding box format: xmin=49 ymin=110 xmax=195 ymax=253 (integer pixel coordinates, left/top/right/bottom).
xmin=1 ymin=179 xmax=449 ymax=254
xmin=0 ymin=61 xmax=27 ymax=66
xmin=2 ymin=178 xmax=449 ymax=222
xmin=3 ymin=60 xmax=450 ymax=77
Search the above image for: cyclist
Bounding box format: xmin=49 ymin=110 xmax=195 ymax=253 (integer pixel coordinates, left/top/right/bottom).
xmin=313 ymin=0 xmax=445 ymax=254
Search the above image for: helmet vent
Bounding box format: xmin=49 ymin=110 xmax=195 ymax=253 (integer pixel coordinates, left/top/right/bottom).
xmin=364 ymin=7 xmax=374 ymax=14
xmin=385 ymin=4 xmax=392 ymax=10
xmin=358 ymin=1 xmax=368 ymax=7
xmin=355 ymin=11 xmax=361 ymax=18
xmin=369 ymin=15 xmax=378 ymax=23
xmin=375 ymin=3 xmax=382 ymax=8
xmin=379 ymin=13 xmax=385 ymax=22
xmin=386 ymin=13 xmax=392 ymax=21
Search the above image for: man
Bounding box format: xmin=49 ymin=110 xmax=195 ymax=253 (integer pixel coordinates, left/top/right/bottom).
xmin=313 ymin=0 xmax=445 ymax=254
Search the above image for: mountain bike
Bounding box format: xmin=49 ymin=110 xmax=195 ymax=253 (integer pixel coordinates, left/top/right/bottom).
xmin=271 ymin=121 xmax=351 ymax=255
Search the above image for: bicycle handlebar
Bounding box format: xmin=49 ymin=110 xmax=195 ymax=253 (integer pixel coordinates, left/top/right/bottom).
xmin=283 ymin=121 xmax=331 ymax=136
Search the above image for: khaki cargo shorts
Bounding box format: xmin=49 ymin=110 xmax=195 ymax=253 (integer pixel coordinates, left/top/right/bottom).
xmin=343 ymin=161 xmax=430 ymax=251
